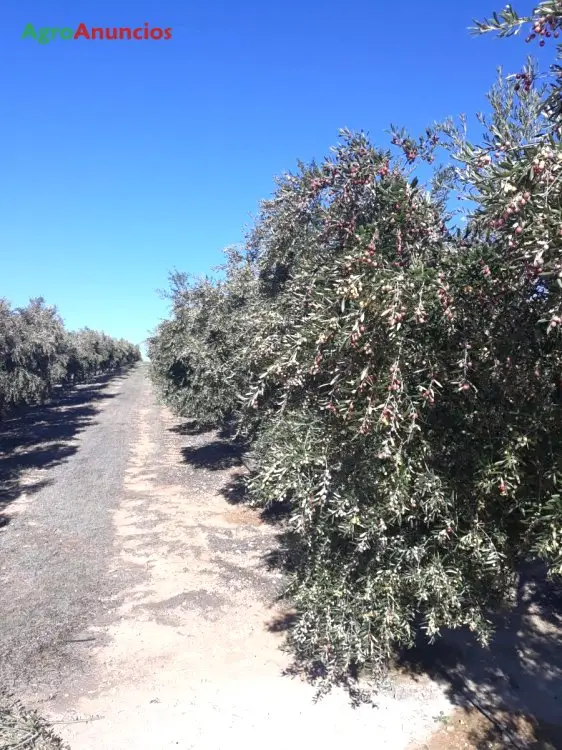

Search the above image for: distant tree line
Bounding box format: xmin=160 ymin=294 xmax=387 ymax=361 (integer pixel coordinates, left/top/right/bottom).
xmin=149 ymin=3 xmax=562 ymax=689
xmin=0 ymin=296 xmax=140 ymax=416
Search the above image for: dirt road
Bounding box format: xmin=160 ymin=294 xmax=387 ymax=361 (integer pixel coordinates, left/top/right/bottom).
xmin=0 ymin=365 xmax=514 ymax=749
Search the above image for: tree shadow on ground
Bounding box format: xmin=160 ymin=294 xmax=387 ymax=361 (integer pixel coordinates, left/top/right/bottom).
xmin=396 ymin=562 xmax=562 ymax=749
xmin=0 ymin=372 xmax=125 ymax=529
xmin=169 ymin=420 xmax=216 ymax=437
xmin=220 ymin=471 xmax=293 ymax=523
xmin=170 ymin=417 xmax=238 ymax=440
xmin=180 ymin=440 xmax=246 ymax=471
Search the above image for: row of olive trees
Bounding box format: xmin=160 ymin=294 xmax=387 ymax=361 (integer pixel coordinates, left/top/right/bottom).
xmin=149 ymin=2 xmax=561 ymax=688
xmin=0 ymin=296 xmax=141 ymax=416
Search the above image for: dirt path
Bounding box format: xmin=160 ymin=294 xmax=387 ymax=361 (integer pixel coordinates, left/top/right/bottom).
xmin=1 ymin=367 xmax=454 ymax=749
xmin=0 ymin=370 xmax=141 ymax=694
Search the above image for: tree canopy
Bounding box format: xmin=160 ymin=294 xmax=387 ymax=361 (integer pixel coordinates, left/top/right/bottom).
xmin=148 ymin=2 xmax=562 ymax=687
xmin=0 ymin=297 xmax=140 ymax=416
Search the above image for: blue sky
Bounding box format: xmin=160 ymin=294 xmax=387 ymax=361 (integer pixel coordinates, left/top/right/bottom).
xmin=0 ymin=1 xmax=544 ymax=352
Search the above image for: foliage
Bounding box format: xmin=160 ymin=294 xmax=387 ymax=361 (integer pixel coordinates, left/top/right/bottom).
xmin=0 ymin=691 xmax=68 ymax=750
xmin=149 ymin=3 xmax=562 ymax=688
xmin=472 ymin=1 xmax=561 ymax=128
xmin=147 ymin=248 xmax=262 ymax=426
xmin=0 ymin=296 xmax=140 ymax=415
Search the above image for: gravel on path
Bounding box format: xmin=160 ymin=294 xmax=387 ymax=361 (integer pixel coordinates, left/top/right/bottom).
xmin=0 ymin=367 xmax=145 ymax=696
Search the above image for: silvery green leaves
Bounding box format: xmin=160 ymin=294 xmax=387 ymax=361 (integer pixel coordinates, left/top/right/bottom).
xmin=149 ymin=14 xmax=562 ymax=689
xmin=0 ymin=298 xmax=140 ymax=415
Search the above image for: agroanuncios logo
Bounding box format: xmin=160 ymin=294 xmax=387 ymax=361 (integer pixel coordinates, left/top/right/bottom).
xmin=22 ymin=22 xmax=173 ymax=45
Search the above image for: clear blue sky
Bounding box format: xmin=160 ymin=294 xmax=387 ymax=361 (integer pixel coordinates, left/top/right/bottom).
xmin=0 ymin=1 xmax=543 ymax=352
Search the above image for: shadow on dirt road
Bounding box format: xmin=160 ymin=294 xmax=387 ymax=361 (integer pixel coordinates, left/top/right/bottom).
xmin=0 ymin=371 xmax=129 ymax=528
xmin=398 ymin=563 xmax=562 ymax=748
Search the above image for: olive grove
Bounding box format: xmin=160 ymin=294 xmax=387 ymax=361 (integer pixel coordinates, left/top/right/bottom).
xmin=0 ymin=296 xmax=141 ymax=416
xmin=148 ymin=2 xmax=562 ymax=686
